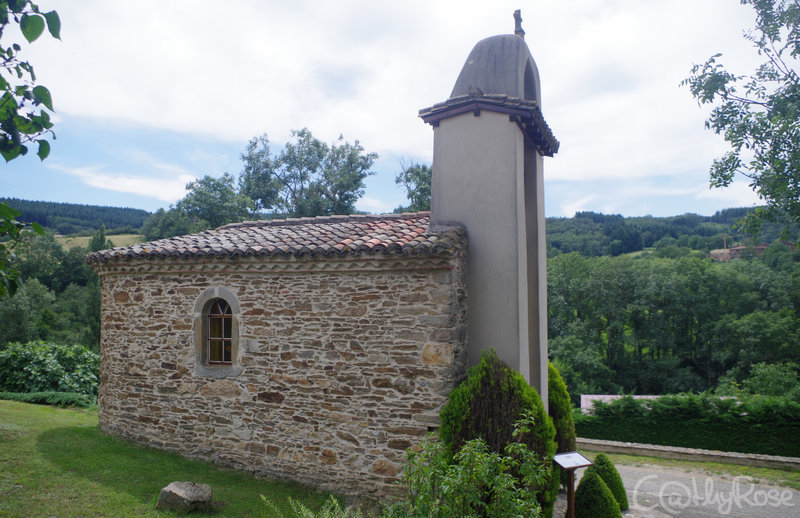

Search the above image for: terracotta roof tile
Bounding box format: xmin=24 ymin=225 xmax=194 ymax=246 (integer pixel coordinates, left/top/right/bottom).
xmin=87 ymin=212 xmax=465 ymax=264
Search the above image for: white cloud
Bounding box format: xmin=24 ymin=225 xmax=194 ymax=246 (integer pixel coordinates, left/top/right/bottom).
xmin=695 ymin=179 xmax=761 ymax=207
xmin=50 ymin=164 xmax=194 ymax=203
xmin=13 ymin=0 xmax=769 ymax=217
xmin=558 ymin=195 xmax=599 ymax=218
xmin=355 ymin=196 xmax=395 ymax=215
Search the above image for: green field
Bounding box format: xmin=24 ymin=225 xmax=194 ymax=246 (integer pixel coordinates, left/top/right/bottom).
xmin=0 ymin=400 xmax=333 ymax=517
xmin=56 ymin=233 xmax=144 ymax=251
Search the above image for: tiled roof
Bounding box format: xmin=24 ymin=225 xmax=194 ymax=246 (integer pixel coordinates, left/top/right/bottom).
xmin=87 ymin=212 xmax=464 ymax=264
xmin=419 ymin=93 xmax=559 ymax=157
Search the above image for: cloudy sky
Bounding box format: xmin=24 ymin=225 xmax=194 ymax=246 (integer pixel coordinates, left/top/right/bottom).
xmin=2 ymin=0 xmax=766 ymax=218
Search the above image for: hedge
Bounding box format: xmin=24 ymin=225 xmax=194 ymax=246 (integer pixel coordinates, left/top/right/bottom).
xmin=575 ymin=393 xmax=800 ymax=457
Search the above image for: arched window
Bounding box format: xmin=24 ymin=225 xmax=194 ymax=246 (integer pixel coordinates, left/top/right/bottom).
xmin=207 ymin=299 xmax=232 ymax=364
xmin=193 ymin=287 xmax=242 ymax=377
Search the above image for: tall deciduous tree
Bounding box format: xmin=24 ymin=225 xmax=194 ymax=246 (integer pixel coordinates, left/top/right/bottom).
xmin=394 ymin=160 xmax=431 ymax=213
xmin=239 ymin=128 xmax=377 ymax=218
xmin=683 ymin=0 xmax=800 ymax=233
xmin=176 ymin=173 xmax=253 ymax=229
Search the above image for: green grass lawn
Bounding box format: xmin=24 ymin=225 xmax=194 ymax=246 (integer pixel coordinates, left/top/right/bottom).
xmin=0 ymin=400 xmax=333 ymax=517
xmin=6 ymin=399 xmax=797 ymax=517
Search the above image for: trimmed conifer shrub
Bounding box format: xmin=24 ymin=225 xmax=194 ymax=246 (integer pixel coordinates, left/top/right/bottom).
xmin=439 ymin=349 xmax=558 ymax=517
xmin=548 ymin=361 xmax=576 ymax=453
xmin=575 ymin=468 xmax=621 ymax=518
xmin=592 ymin=453 xmax=628 ymax=510
xmin=548 ymin=361 xmax=576 ymax=488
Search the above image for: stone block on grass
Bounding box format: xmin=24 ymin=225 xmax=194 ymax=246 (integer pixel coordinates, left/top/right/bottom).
xmin=157 ymin=481 xmax=212 ymax=512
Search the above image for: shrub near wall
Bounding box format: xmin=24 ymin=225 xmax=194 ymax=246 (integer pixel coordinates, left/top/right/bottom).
xmin=0 ymin=341 xmax=99 ymax=396
xmin=439 ymin=350 xmax=558 ymax=518
xmin=575 ymin=393 xmax=800 ymax=457
xmin=548 ymin=361 xmax=576 ymax=488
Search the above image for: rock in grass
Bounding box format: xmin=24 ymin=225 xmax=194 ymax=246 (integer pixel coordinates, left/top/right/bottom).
xmin=157 ymin=481 xmax=212 ymax=512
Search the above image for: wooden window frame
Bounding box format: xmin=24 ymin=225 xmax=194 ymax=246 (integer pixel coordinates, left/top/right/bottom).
xmin=193 ymin=287 xmax=242 ymax=378
xmin=207 ymin=298 xmax=232 ymax=365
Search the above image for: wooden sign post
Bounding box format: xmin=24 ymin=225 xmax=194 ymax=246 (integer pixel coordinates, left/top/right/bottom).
xmin=553 ymin=451 xmax=593 ymax=518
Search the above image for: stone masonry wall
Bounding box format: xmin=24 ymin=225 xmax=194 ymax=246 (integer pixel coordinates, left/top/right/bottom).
xmin=95 ymin=251 xmax=467 ymax=498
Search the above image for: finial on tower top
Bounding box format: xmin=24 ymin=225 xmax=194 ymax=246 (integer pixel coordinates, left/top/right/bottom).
xmin=514 ymin=9 xmax=525 ymax=40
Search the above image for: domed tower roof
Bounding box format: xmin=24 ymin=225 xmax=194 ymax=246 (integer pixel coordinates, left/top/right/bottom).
xmin=450 ymin=34 xmax=541 ymax=105
xmin=419 ymin=23 xmax=558 ymax=157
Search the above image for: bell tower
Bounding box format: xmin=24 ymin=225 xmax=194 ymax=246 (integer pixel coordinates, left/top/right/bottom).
xmin=419 ymin=11 xmax=559 ymax=401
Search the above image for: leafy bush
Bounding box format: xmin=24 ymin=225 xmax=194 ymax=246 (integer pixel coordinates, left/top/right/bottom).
xmin=0 ymin=341 xmax=99 ymax=396
xmin=0 ymin=391 xmax=94 ymax=408
xmin=439 ymin=349 xmax=558 ymax=517
xmin=715 ymin=362 xmax=800 ymax=402
xmin=575 ymin=393 xmax=800 ymax=456
xmin=574 ymin=468 xmax=620 ymax=518
xmin=385 ymin=415 xmax=549 ymax=518
xmin=591 ymin=453 xmax=627 ymax=510
xmin=743 ymin=362 xmax=800 ymax=400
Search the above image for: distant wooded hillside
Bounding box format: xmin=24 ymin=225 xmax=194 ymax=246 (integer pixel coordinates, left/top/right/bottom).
xmin=1 ymin=198 xmax=150 ymax=235
xmin=546 ymin=208 xmax=797 ymax=258
xmin=3 ymin=198 xmax=794 ymax=254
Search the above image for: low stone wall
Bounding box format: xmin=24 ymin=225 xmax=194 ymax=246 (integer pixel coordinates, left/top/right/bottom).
xmin=578 ymin=438 xmax=800 ymax=471
xmin=95 ymin=251 xmax=467 ymax=498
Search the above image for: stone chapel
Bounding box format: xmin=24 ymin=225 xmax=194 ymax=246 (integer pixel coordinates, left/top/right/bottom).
xmin=88 ymin=13 xmax=558 ymax=498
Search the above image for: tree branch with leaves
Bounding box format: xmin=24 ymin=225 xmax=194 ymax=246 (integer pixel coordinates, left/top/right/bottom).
xmin=683 ymin=0 xmax=800 ymax=235
xmin=394 ymin=160 xmax=432 ymax=213
xmin=0 ymin=1 xmax=56 ymax=297
xmin=0 ymin=0 xmax=59 ymax=162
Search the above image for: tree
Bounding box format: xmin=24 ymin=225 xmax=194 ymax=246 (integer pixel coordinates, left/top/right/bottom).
xmin=239 ymin=128 xmax=377 ymax=217
xmin=140 ymin=174 xmax=254 ymax=240
xmin=0 ymin=0 xmax=59 ymax=162
xmin=141 ymin=207 xmax=208 ymax=241
xmin=175 ymin=173 xmax=254 ymax=230
xmin=0 ymin=277 xmax=52 ymax=345
xmin=0 ymin=202 xmax=43 ymax=297
xmin=395 ymin=160 xmax=432 ymax=212
xmin=741 ymin=361 xmax=800 ymax=397
xmin=683 ymin=0 xmax=800 ymax=233
xmin=0 ymin=1 xmax=57 ymax=297
xmin=15 ymin=228 xmax=62 ymax=289
xmin=87 ymin=224 xmax=114 ymax=253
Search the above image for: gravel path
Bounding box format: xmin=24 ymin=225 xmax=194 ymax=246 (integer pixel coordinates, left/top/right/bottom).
xmin=554 ymin=462 xmax=799 ymax=517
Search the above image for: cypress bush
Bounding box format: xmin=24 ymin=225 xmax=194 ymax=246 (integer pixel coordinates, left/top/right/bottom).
xmin=439 ymin=349 xmax=558 ymax=517
xmin=548 ymin=361 xmax=577 ymax=489
xmin=548 ymin=361 xmax=576 ymax=453
xmin=575 ymin=468 xmax=621 ymax=518
xmin=592 ymin=453 xmax=628 ymax=510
